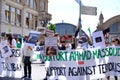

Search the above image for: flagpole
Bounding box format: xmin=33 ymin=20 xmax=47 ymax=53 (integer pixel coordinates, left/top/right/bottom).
xmin=79 ymin=0 xmax=82 ymax=36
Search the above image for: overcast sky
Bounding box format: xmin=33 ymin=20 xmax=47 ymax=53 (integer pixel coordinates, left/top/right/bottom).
xmin=48 ymin=0 xmax=120 ymax=34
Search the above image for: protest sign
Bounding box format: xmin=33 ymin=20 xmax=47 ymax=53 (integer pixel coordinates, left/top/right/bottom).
xmin=45 ymin=37 xmax=58 ymax=56
xmin=0 ymin=40 xmax=12 ymax=58
xmin=92 ymin=31 xmax=106 ymax=48
xmin=45 ymin=29 xmax=54 ymax=37
xmin=31 ymin=46 xmax=45 ymax=63
xmin=26 ymin=31 xmax=41 ymax=46
xmin=60 ymin=35 xmax=73 ymax=43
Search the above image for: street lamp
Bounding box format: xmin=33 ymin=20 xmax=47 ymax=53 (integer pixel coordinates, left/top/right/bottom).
xmin=40 ymin=19 xmax=48 ymax=28
xmin=40 ymin=17 xmax=51 ymax=29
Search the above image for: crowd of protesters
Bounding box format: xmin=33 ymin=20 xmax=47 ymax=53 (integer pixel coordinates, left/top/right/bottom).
xmin=0 ymin=32 xmax=120 ymax=80
xmin=0 ymin=33 xmax=21 ymax=78
xmin=0 ymin=33 xmax=33 ymax=79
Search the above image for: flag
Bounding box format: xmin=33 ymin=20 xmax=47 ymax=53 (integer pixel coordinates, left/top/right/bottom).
xmin=87 ymin=27 xmax=93 ymax=45
xmin=75 ymin=18 xmax=82 ymax=38
xmin=75 ymin=0 xmax=81 ymax=4
xmin=78 ymin=18 xmax=82 ymax=29
xmin=88 ymin=27 xmax=91 ymax=35
xmin=75 ymin=27 xmax=79 ymax=38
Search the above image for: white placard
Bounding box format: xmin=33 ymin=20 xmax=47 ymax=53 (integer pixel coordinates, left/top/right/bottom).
xmin=92 ymin=31 xmax=106 ymax=48
xmin=0 ymin=40 xmax=12 ymax=58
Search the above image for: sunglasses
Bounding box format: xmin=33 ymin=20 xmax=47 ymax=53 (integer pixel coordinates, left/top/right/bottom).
xmin=79 ymin=41 xmax=83 ymax=43
xmin=112 ymin=40 xmax=116 ymax=42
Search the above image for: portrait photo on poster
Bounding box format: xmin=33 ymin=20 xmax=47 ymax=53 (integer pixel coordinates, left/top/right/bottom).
xmin=95 ymin=37 xmax=102 ymax=43
xmin=45 ymin=46 xmax=58 ymax=56
xmin=2 ymin=46 xmax=9 ymax=54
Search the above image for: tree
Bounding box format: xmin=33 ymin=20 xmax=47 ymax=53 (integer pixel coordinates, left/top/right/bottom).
xmin=47 ymin=24 xmax=56 ymax=33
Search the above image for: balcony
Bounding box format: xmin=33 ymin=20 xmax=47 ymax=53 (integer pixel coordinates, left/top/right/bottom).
xmin=39 ymin=11 xmax=52 ymax=27
xmin=39 ymin=11 xmax=52 ymax=21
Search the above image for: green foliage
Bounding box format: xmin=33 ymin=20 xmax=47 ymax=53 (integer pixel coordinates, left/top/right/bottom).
xmin=48 ymin=24 xmax=56 ymax=33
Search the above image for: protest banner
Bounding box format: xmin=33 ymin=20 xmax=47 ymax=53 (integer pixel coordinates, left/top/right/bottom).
xmin=39 ymin=47 xmax=120 ymax=80
xmin=0 ymin=48 xmax=22 ymax=78
xmin=1 ymin=45 xmax=120 ymax=79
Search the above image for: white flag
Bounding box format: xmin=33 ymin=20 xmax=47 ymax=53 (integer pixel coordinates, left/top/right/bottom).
xmin=75 ymin=0 xmax=81 ymax=4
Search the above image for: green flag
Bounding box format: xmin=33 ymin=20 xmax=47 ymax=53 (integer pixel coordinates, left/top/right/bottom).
xmin=88 ymin=27 xmax=91 ymax=35
xmin=88 ymin=27 xmax=93 ymax=45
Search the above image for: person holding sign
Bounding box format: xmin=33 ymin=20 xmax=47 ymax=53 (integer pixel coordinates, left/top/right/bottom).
xmin=107 ymin=37 xmax=120 ymax=80
xmin=5 ymin=33 xmax=17 ymax=78
xmin=21 ymin=45 xmax=34 ymax=79
xmin=0 ymin=36 xmax=4 ymax=76
xmin=36 ymin=34 xmax=46 ymax=64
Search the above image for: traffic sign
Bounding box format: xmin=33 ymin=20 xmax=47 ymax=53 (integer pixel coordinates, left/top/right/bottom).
xmin=81 ymin=6 xmax=97 ymax=15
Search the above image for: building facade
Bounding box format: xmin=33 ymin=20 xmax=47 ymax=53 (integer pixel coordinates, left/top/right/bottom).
xmin=56 ymin=23 xmax=88 ymax=36
xmin=0 ymin=0 xmax=51 ymax=35
xmin=56 ymin=23 xmax=89 ymax=43
xmin=97 ymin=13 xmax=120 ymax=39
xmin=56 ymin=23 xmax=76 ymax=36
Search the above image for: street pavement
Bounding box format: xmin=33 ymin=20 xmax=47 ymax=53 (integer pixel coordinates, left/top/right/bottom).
xmin=0 ymin=63 xmax=120 ymax=80
xmin=0 ymin=63 xmax=46 ymax=80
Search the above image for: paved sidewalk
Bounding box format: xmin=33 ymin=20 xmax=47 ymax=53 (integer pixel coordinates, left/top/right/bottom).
xmin=0 ymin=63 xmax=46 ymax=80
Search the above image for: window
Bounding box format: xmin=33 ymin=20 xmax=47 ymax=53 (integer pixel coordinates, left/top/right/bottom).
xmin=11 ymin=7 xmax=16 ymax=25
xmin=35 ymin=16 xmax=37 ymax=30
xmin=16 ymin=9 xmax=21 ymax=26
xmin=25 ymin=12 xmax=37 ymax=29
xmin=5 ymin=4 xmax=10 ymax=22
xmin=33 ymin=0 xmax=37 ymax=10
xmin=11 ymin=0 xmax=21 ymax=3
xmin=28 ymin=0 xmax=37 ymax=10
xmin=29 ymin=0 xmax=33 ymax=9
xmin=29 ymin=13 xmax=33 ymax=29
xmin=40 ymin=1 xmax=45 ymax=11
xmin=4 ymin=4 xmax=21 ymax=26
xmin=26 ymin=13 xmax=29 ymax=28
xmin=110 ymin=23 xmax=119 ymax=33
xmin=17 ymin=0 xmax=21 ymax=3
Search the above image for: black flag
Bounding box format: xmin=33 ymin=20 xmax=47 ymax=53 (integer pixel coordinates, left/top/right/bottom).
xmin=75 ymin=18 xmax=82 ymax=38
